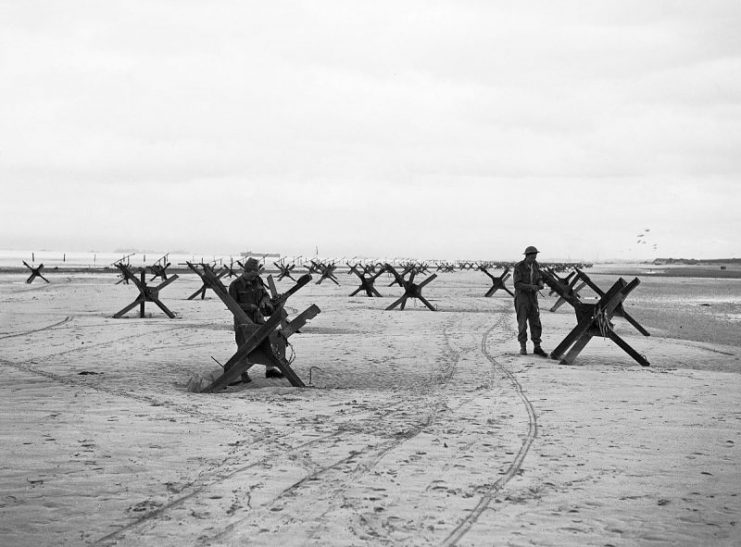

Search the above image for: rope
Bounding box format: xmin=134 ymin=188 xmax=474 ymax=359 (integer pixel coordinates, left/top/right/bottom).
xmin=594 ymin=305 xmax=610 ymax=338
xmin=285 ymin=338 xmax=296 ymax=365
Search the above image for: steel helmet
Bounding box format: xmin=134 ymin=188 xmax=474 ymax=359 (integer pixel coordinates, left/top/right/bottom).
xmin=523 ymin=246 xmax=539 ymax=255
xmin=243 ymin=258 xmax=261 ymax=271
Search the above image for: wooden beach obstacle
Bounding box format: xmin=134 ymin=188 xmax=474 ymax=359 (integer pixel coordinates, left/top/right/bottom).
xmin=303 ymin=260 xmax=322 ymax=275
xmin=479 ymin=266 xmax=514 ymax=298
xmin=543 ymin=271 xmax=650 ymax=367
xmin=113 ymin=263 xmax=179 ymax=319
xmin=436 ymin=262 xmax=457 ymax=273
xmin=315 ymin=261 xmax=340 ymax=285
xmin=146 ymin=255 xmax=172 ymax=283
xmin=23 ymin=261 xmax=49 ymax=284
xmin=112 ymin=253 xmax=136 ymax=285
xmin=147 ymin=262 xmax=171 ymax=282
xmin=185 ymin=263 xmax=320 ymax=391
xmin=348 ymin=263 xmax=384 ymax=297
xmin=384 ymin=265 xmax=438 ymax=311
xmin=387 ymin=263 xmax=415 ymax=287
xmin=572 ymin=268 xmax=651 ymax=337
xmin=274 ymin=260 xmax=297 ymax=282
xmin=187 ymin=262 xmax=228 ymax=300
xmin=221 ymin=259 xmax=240 ymax=279
xmin=544 ymin=268 xmax=588 ymax=312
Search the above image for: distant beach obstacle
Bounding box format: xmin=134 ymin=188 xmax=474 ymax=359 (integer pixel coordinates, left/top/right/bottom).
xmin=385 ymin=264 xmax=437 ymax=311
xmin=435 ymin=262 xmax=457 ymax=273
xmin=23 ymin=261 xmax=49 ymax=284
xmin=348 ymin=262 xmax=384 ymax=297
xmin=113 ymin=263 xmax=179 ymax=319
xmin=479 ymin=265 xmax=514 ymax=298
xmin=186 ymin=262 xmax=228 ymax=300
xmin=146 ymin=254 xmax=171 ymax=282
xmin=274 ymin=259 xmax=297 ymax=282
xmin=312 ymin=260 xmax=340 ymax=285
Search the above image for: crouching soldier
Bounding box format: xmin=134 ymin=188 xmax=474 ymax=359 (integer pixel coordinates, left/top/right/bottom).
xmin=228 ymin=258 xmax=284 ymax=383
xmin=513 ymin=246 xmax=547 ymax=357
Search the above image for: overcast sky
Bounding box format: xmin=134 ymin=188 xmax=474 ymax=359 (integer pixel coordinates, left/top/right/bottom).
xmin=1 ymin=1 xmax=739 ymax=261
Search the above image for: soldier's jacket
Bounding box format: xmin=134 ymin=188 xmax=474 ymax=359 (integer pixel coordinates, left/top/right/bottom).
xmin=228 ymin=275 xmax=273 ymax=321
xmin=513 ymin=260 xmax=543 ymax=298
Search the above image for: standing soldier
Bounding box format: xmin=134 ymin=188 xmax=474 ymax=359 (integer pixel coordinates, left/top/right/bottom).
xmin=513 ymin=246 xmax=547 ymax=356
xmin=228 ymin=258 xmax=284 ymax=383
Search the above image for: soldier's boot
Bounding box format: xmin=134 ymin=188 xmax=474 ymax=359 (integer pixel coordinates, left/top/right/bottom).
xmin=228 ymin=371 xmax=252 ymax=386
xmin=533 ymin=346 xmax=548 ymax=357
xmin=265 ymin=366 xmax=284 ymax=379
xmin=519 ymin=344 xmax=527 ymax=355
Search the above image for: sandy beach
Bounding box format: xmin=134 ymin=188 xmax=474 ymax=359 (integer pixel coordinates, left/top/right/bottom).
xmin=1 ymin=267 xmax=739 ymax=546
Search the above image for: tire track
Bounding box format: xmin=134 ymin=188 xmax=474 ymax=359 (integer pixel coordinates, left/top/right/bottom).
xmin=195 ymin=314 xmax=468 ymax=544
xmin=0 ymin=315 xmax=72 ymax=340
xmin=206 ymin=313 xmax=507 ymax=546
xmin=212 ymin=310 xmax=514 ymax=546
xmin=96 ymin=315 xmax=468 ymax=546
xmin=441 ymin=307 xmax=538 ymax=547
xmin=296 ymin=309 xmax=512 ymax=545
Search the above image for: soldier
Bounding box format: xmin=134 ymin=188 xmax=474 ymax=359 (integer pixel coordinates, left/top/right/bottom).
xmin=227 ymin=258 xmax=284 ymax=383
xmin=513 ymin=246 xmax=547 ymax=357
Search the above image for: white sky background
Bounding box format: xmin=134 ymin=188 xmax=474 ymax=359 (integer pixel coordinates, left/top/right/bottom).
xmin=1 ymin=1 xmax=740 ymax=261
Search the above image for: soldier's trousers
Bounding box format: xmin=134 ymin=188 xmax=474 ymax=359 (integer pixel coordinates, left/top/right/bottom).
xmin=515 ymin=295 xmax=542 ymax=345
xmin=233 ymin=318 xmax=279 ymax=371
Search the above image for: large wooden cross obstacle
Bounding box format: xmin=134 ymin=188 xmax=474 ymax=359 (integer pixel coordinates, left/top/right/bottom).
xmin=186 ymin=263 xmax=320 ymax=391
xmin=23 ymin=261 xmax=49 ymax=284
xmin=479 ymin=266 xmax=514 ymax=298
xmin=113 ymin=263 xmax=179 ymax=318
xmin=544 ymin=268 xmax=588 ymax=312
xmin=385 ymin=266 xmax=438 ymax=311
xmin=573 ymin=268 xmax=651 ymax=337
xmin=187 ymin=263 xmax=228 ymax=300
xmin=348 ymin=263 xmax=384 ymax=297
xmin=547 ymin=274 xmax=650 ymax=367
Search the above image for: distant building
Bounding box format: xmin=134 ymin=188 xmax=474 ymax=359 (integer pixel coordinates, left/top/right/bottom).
xmin=240 ymin=251 xmax=281 ymax=258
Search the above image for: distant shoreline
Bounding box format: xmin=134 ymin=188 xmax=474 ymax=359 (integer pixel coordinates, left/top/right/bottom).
xmin=3 ymin=265 xmax=741 ymax=279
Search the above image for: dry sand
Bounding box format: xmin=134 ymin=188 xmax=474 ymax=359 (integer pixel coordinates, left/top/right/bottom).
xmin=0 ymin=270 xmax=739 ymax=546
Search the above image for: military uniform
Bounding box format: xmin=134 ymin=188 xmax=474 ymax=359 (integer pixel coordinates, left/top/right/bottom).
xmin=228 ymin=274 xmax=273 ymax=326
xmin=513 ymin=253 xmax=544 ymax=353
xmin=227 ymin=263 xmax=282 ymax=380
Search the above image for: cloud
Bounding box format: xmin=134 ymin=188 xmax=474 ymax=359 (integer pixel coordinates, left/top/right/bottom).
xmin=1 ymin=1 xmax=740 ymax=258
